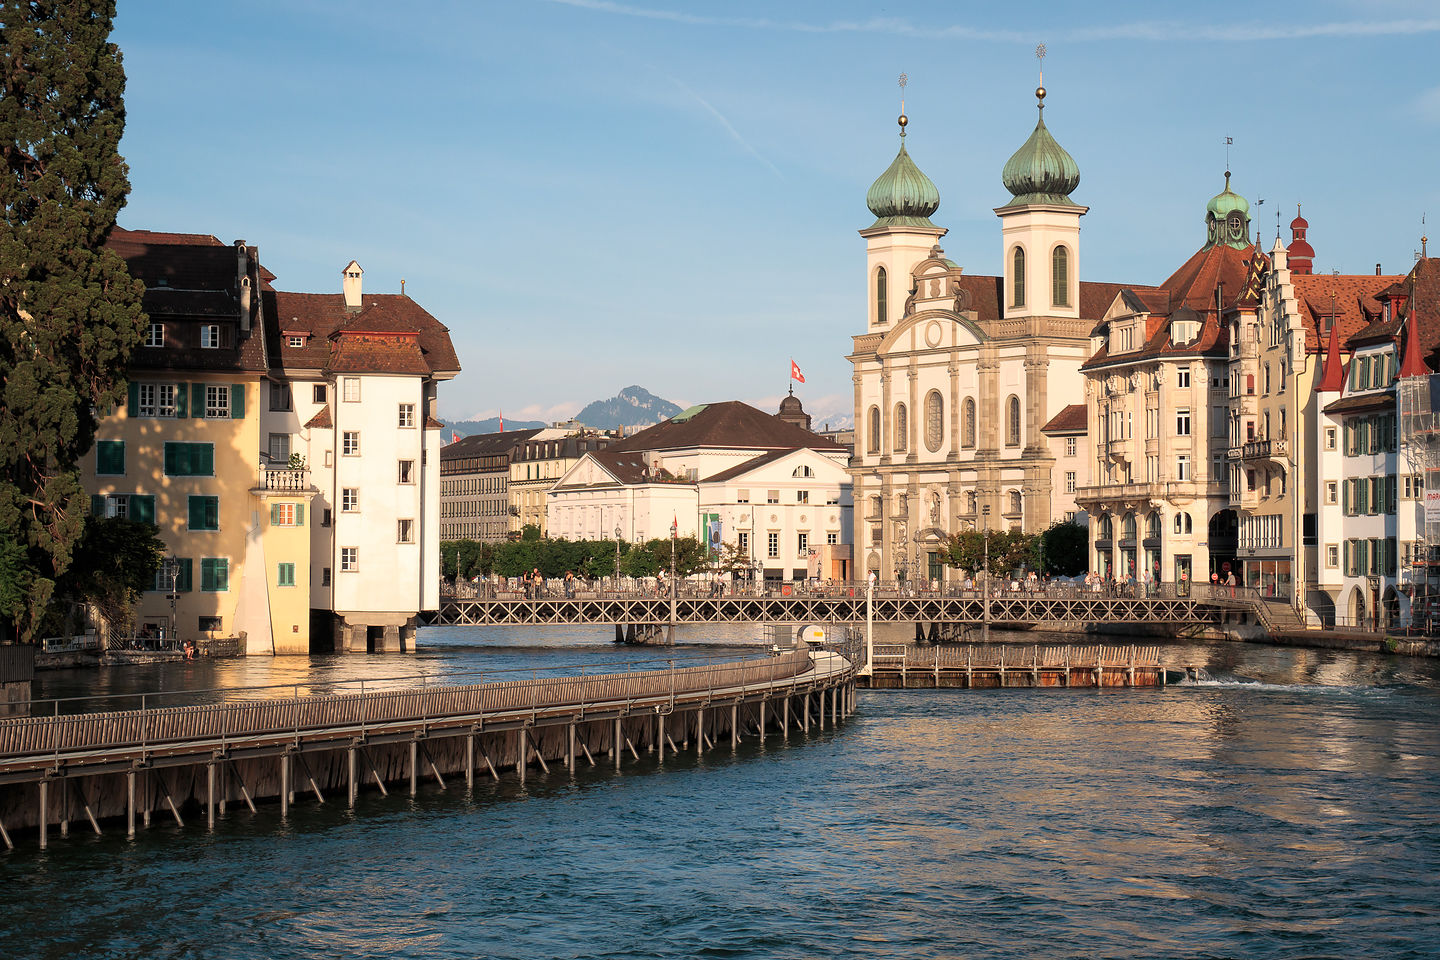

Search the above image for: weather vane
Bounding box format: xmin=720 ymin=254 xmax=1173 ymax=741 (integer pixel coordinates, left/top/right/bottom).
xmin=1225 ymin=136 xmax=1233 ymax=174
xmin=898 ymin=72 xmax=909 ymax=137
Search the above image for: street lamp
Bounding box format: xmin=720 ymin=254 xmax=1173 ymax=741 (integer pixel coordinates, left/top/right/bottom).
xmin=614 ymin=525 xmax=622 ymax=594
xmin=670 ymin=516 xmax=678 ymax=602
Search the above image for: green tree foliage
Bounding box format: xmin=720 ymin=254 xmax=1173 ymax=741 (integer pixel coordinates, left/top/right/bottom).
xmin=939 ymin=528 xmax=1038 ymax=577
xmin=0 ymin=1 xmax=146 ymax=641
xmin=442 ymin=536 xmax=711 ymax=582
xmin=1037 ymin=520 xmax=1088 ymax=577
xmin=46 ymin=515 xmax=161 ymax=632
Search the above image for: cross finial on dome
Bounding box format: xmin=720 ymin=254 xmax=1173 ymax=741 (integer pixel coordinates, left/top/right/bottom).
xmin=898 ymin=72 xmax=909 ymax=137
xmin=1035 ymin=43 xmax=1047 ymax=109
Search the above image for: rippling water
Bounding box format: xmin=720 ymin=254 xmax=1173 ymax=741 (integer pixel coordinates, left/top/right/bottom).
xmin=7 ymin=627 xmax=1440 ymax=959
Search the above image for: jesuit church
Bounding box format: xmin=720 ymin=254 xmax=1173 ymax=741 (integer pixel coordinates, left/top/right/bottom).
xmin=848 ymin=83 xmax=1151 ymax=582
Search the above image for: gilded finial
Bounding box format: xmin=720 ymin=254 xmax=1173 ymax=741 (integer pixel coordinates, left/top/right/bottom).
xmin=898 ymin=72 xmax=909 ymax=137
xmin=1035 ymin=43 xmax=1047 ymax=107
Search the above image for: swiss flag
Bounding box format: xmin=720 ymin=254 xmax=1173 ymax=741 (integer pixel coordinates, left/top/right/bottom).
xmin=790 ymin=359 xmax=805 ymax=383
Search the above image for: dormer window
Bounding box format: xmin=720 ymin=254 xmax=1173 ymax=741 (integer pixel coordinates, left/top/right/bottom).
xmin=201 ymin=324 xmax=221 ymax=349
xmin=1171 ymin=319 xmax=1199 ymax=345
xmin=287 ymin=336 xmax=304 ymax=348
xmin=144 ymin=322 xmax=164 ymax=348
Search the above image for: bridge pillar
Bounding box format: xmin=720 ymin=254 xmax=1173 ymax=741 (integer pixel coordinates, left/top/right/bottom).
xmin=731 ymin=703 xmax=738 ymax=750
xmin=658 ymin=713 xmax=666 ymax=761
xmin=126 ymin=769 xmax=136 ymax=839
xmin=516 ymin=731 xmax=526 ymax=785
xmin=758 ymin=699 xmax=765 ymax=743
xmin=783 ymin=696 xmax=790 ymax=740
xmin=280 ymin=756 xmax=289 ymax=818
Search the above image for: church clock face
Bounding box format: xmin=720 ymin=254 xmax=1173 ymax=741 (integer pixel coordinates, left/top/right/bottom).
xmin=1227 ymin=212 xmax=1244 ymax=242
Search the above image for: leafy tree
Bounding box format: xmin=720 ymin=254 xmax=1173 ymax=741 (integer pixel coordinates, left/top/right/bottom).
xmin=712 ymin=540 xmax=754 ymax=576
xmin=46 ymin=515 xmax=161 ymax=633
xmin=0 ymin=1 xmax=146 ymax=641
xmin=1037 ymin=520 xmax=1088 ymax=577
xmin=939 ymin=528 xmax=1037 ymax=577
xmin=519 ymin=523 xmax=541 ymax=542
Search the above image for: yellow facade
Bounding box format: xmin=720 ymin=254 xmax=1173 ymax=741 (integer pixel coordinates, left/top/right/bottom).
xmin=258 ymin=495 xmax=313 ymax=656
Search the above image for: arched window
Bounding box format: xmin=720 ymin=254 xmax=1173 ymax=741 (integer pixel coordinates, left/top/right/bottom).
xmin=1051 ymin=246 xmax=1070 ymax=307
xmin=1122 ymin=513 xmax=1137 ymax=541
xmin=1098 ymin=515 xmax=1113 ymax=540
xmin=962 ymin=397 xmax=976 ymax=448
xmin=1173 ymin=512 xmax=1192 ymax=534
xmin=1146 ymin=513 xmax=1161 ymax=539
xmin=1011 ymin=246 xmax=1026 ymax=307
xmin=1006 ymin=395 xmax=1021 ymax=446
xmin=868 ymin=406 xmax=880 ymax=453
xmin=870 ymin=495 xmax=882 ymax=518
xmin=965 ymin=490 xmax=977 ymax=514
xmin=876 ymin=266 xmax=887 ymax=324
xmin=1009 ymin=490 xmax=1023 ymax=516
xmin=894 ymin=403 xmax=908 ymax=452
xmin=925 ymin=390 xmax=944 ymax=452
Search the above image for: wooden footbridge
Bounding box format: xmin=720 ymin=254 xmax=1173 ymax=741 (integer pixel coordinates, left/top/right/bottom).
xmin=0 ymin=647 xmax=860 ymax=851
xmin=865 ymin=644 xmax=1167 ymax=689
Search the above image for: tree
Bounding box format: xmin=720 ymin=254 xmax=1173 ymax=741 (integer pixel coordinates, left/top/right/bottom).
xmin=1037 ymin=520 xmax=1088 ymax=577
xmin=47 ymin=515 xmax=161 ymax=634
xmin=712 ymin=540 xmax=754 ymax=577
xmin=0 ymin=1 xmax=146 ymax=641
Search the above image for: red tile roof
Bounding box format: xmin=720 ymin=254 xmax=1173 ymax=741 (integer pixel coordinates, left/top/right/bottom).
xmin=304 ymin=406 xmax=332 ymax=429
xmin=1041 ymin=404 xmax=1087 ymax=433
xmin=607 ymin=401 xmax=846 ymax=454
xmin=1294 ymin=273 xmax=1397 ymax=352
xmin=268 ymin=291 xmax=460 ymax=377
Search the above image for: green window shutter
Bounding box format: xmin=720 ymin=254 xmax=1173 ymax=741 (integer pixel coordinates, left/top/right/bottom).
xmin=191 ymin=496 xmax=206 ymax=529
xmin=131 ymin=495 xmax=155 ymax=526
xmin=277 ymin=563 xmax=294 ymax=587
xmin=1388 ymin=476 xmax=1398 ymax=513
xmin=1342 ymin=540 xmax=1351 ymax=575
xmin=200 ymin=444 xmax=214 ymax=476
xmin=205 ymin=497 xmax=218 ymax=529
xmin=270 ymin=503 xmax=280 ymax=525
xmin=217 ymin=559 xmax=228 ymax=591
xmin=231 ymin=383 xmax=245 ymax=419
xmin=127 ymin=381 xmax=140 ymax=417
xmin=192 ymin=384 xmax=206 ymax=417
xmin=163 ymin=442 xmax=177 ymax=476
xmin=296 ymin=503 xmax=305 ymax=526
xmin=1387 ymin=537 xmax=1398 ymax=577
xmin=1342 ymin=479 xmax=1350 ymax=515
xmin=90 ymin=494 xmax=105 ymax=516
xmin=177 ymin=558 xmax=193 ymax=593
xmin=175 ymin=384 xmax=187 ymax=418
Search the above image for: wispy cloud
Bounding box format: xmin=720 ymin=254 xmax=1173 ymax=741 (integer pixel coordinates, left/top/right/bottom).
xmin=671 ymin=79 xmax=782 ymax=177
xmin=544 ymin=0 xmax=1440 ymax=43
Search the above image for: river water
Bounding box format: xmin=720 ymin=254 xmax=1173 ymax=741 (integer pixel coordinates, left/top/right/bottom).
xmin=5 ymin=626 xmax=1439 ymax=959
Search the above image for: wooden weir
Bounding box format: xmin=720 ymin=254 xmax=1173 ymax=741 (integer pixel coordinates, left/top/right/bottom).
xmin=0 ymin=648 xmax=861 ymax=851
xmin=862 ymin=644 xmax=1165 ymax=689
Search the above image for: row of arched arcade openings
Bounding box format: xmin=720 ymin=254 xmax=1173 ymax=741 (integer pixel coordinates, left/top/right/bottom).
xmin=1091 ymin=509 xmax=1240 ymax=585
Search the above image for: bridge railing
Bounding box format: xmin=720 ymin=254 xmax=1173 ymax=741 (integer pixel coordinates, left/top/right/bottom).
xmin=440 ymin=579 xmax=1222 ymax=602
xmin=0 ymin=646 xmax=864 ymax=764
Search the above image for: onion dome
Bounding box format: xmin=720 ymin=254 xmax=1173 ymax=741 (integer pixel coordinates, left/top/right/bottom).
xmin=1204 ymin=172 xmax=1253 ymax=250
xmin=1000 ymin=87 xmax=1080 ymax=207
xmin=865 ymin=115 xmax=941 ymax=229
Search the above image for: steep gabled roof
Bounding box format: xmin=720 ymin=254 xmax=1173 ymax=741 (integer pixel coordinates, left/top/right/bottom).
xmin=441 ymin=428 xmax=543 ymax=462
xmin=607 ymin=401 xmax=846 ymax=454
xmin=1041 ymin=404 xmax=1087 ymax=434
xmin=267 ymin=291 xmax=460 ymax=377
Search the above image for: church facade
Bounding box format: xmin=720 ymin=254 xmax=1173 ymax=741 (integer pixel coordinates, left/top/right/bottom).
xmin=848 ymin=86 xmax=1138 ymax=582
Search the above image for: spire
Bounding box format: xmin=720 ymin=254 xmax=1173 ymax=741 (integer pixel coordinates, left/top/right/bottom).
xmin=1287 ymin=202 xmax=1314 ymax=274
xmin=1400 ymin=307 xmax=1432 ymax=378
xmin=1204 ymin=172 xmax=1252 ymax=250
xmin=1317 ymin=317 xmax=1346 ymax=392
xmin=864 ymin=79 xmax=941 ymax=230
xmin=999 ymin=80 xmax=1080 ymax=207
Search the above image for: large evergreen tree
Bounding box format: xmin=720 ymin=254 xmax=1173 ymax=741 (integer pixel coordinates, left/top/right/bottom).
xmin=0 ymin=1 xmax=145 ymax=641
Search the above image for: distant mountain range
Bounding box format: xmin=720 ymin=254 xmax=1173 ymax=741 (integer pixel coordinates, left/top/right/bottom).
xmin=441 ymin=416 xmax=546 ymax=437
xmin=573 ymin=385 xmax=682 ymax=431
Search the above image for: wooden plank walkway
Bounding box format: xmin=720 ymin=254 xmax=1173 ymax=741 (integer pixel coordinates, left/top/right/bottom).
xmin=863 ymin=644 xmax=1165 ymax=689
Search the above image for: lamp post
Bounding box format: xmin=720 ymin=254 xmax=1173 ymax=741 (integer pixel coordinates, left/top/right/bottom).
xmin=981 ymin=505 xmax=991 ymax=643
xmin=163 ymin=555 xmax=179 ymax=647
xmin=614 ymin=525 xmax=622 ymax=595
xmin=669 ymin=517 xmax=678 ymax=643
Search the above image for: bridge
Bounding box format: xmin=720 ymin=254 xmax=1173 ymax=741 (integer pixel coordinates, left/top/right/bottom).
xmin=0 ymin=646 xmax=860 ymax=850
xmin=427 ymin=583 xmax=1241 ymax=640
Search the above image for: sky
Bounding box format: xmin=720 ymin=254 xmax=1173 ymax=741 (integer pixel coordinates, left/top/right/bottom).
xmin=110 ymin=0 xmax=1440 ymax=428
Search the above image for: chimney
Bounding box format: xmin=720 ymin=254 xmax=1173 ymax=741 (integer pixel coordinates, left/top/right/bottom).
xmin=234 ymin=241 xmax=251 ymax=331
xmin=1377 ymin=264 xmax=1382 ymax=276
xmin=342 ymin=260 xmax=363 ymax=313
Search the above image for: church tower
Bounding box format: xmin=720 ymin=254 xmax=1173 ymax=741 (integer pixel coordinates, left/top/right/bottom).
xmin=859 ymin=110 xmax=945 ymax=332
xmin=994 ymin=84 xmax=1086 ymax=321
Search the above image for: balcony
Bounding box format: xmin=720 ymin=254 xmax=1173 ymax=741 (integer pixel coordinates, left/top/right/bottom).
xmin=1105 ymin=438 xmax=1131 ymax=461
xmin=254 ymin=466 xmax=312 ymax=494
xmin=1232 ymin=340 xmax=1259 ymax=360
xmin=1227 ymin=438 xmax=1289 ymax=462
xmin=1075 ymin=480 xmax=1225 ymax=509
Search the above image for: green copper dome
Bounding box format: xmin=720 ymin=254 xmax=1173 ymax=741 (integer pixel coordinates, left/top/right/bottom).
xmin=1000 ymin=97 xmax=1080 ymax=207
xmin=1204 ymin=172 xmax=1252 ymax=250
xmin=865 ymin=138 xmax=941 ymax=229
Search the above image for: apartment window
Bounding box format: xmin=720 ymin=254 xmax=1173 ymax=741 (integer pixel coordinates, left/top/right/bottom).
xmin=398 ymin=403 xmax=416 ymax=428
xmin=398 ymin=460 xmax=415 ymax=484
xmin=1325 ymin=426 xmax=1337 ymax=450
xmin=1176 ymin=455 xmax=1191 ymax=481
xmin=271 ymin=502 xmax=304 ymax=526
xmin=322 ymin=508 xmax=332 ymax=527
xmin=322 ymin=567 xmax=332 ymax=587
xmin=767 ymin=532 xmax=779 ymax=558
xmin=797 ymin=490 xmax=809 ymax=504
xmin=736 ymin=489 xmax=750 ymax=504
xmin=204 ymin=384 xmax=231 ymax=419
xmin=342 ymin=431 xmax=360 ymax=455
xmin=1065 ymin=437 xmax=1077 ymax=457
xmin=1065 ymin=471 xmax=1077 ymax=494
xmin=1177 ymin=367 xmax=1191 ymax=388
xmin=1326 ymin=544 xmax=1339 ymax=568
xmin=198 ymin=616 xmax=222 ymax=633
xmin=200 ymin=558 xmax=228 ymax=592
xmin=340 ymin=547 xmax=358 ymax=571
xmin=827 ymin=532 xmax=838 ymax=545
xmin=96 ymin=440 xmax=125 ymax=476
xmin=737 ymin=531 xmax=749 ymax=554
xmin=766 ymin=490 xmax=779 ymax=504
xmin=136 ymin=382 xmax=178 ymax=418
xmin=269 ymin=433 xmax=291 ymax=463
xmin=268 ymin=381 xmax=292 ymax=412
xmin=1175 ymin=408 xmax=1191 ymax=436
xmin=341 ymin=488 xmax=359 ymax=512
xmin=398 ymin=519 xmax=415 ymax=543
xmin=188 ymin=495 xmax=219 ymax=531
xmin=144 ymin=322 xmax=164 ymax=348
xmin=314 ymin=384 xmax=328 ymax=404
xmin=163 ymin=442 xmax=214 ymax=477
xmin=287 ymin=336 xmax=304 ymax=348
xmin=1326 ymin=481 xmax=1338 ymax=505
xmin=277 ymin=563 xmax=295 ymax=587
xmin=797 ymin=532 xmax=809 ymax=557
xmin=342 ymin=377 xmax=360 ymax=402
xmin=201 ymin=324 xmax=221 ymax=349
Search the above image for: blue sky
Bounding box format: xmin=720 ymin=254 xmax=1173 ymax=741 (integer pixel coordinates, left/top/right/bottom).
xmin=112 ymin=0 xmax=1440 ymax=427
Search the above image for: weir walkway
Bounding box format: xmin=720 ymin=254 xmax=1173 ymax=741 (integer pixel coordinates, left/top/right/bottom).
xmin=0 ymin=647 xmax=860 ymax=851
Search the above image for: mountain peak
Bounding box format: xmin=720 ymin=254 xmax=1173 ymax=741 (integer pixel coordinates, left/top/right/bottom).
xmin=575 ymin=386 xmax=680 ymax=431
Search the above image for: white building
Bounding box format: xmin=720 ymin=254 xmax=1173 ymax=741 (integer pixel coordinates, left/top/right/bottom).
xmin=548 ymin=400 xmax=853 ymax=580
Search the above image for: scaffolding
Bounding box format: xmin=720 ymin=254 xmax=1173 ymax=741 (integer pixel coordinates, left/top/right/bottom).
xmin=1398 ymin=374 xmax=1440 ymax=631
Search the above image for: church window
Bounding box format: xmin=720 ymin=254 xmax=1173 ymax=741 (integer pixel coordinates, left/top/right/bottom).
xmin=1011 ymin=247 xmax=1025 ymax=307
xmin=924 ymin=390 xmax=943 ymax=452
xmin=867 ymin=406 xmax=880 ymax=454
xmin=1051 ymin=246 xmax=1070 ymax=307
xmin=1010 ymin=490 xmax=1023 ymax=516
xmin=876 ymin=266 xmax=887 ymax=324
xmin=962 ymin=397 xmax=976 ymax=448
xmin=1006 ymin=395 xmax=1021 ymax=447
xmin=893 ymin=403 xmax=908 ymax=452
xmin=965 ymin=490 xmax=976 ymax=514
